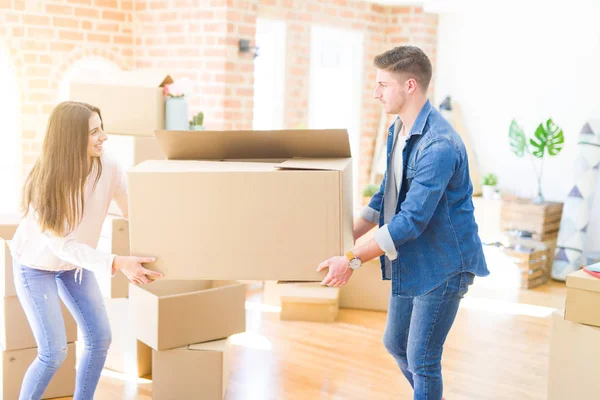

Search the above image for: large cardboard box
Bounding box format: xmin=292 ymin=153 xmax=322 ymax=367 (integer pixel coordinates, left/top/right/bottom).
xmin=0 ymin=213 xmax=20 ymax=240
xmin=152 ymin=338 xmax=231 ymax=400
xmin=103 ymin=298 xmax=152 ymax=377
xmin=130 ymin=280 xmax=245 ymax=351
xmin=279 ymin=283 xmax=339 ymax=322
xmin=0 ymin=296 xmax=77 ymax=351
xmin=0 ymin=240 xmax=16 ymax=298
xmin=96 ymin=217 xmax=131 ymax=298
xmin=565 ymin=268 xmax=600 ymax=327
xmin=128 ymin=129 xmax=354 ymax=281
xmin=339 ymin=259 xmax=390 ymax=311
xmin=1 ymin=342 xmax=76 ymax=399
xmin=548 ymin=310 xmax=600 ymax=400
xmin=69 ymin=72 xmax=173 ymax=137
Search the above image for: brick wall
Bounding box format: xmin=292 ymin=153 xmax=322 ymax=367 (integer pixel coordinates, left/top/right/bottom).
xmin=1 ymin=0 xmax=438 ymax=198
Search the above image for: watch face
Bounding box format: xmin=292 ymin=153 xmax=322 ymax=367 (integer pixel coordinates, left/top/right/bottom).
xmin=349 ymin=258 xmax=362 ymax=270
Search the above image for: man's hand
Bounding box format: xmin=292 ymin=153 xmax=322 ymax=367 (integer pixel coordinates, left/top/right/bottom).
xmin=317 ymin=256 xmax=354 ymax=287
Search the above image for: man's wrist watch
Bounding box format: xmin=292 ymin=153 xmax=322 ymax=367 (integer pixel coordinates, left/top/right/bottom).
xmin=345 ymin=250 xmax=362 ymax=270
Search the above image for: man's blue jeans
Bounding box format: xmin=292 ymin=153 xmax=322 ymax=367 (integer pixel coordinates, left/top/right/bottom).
xmin=383 ymin=272 xmax=474 ymax=400
xmin=13 ymin=261 xmax=111 ymax=400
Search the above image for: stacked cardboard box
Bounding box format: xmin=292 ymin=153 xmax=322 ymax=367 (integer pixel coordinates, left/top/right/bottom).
xmin=0 ymin=214 xmax=21 ymax=240
xmin=69 ymin=72 xmax=169 ymax=217
xmin=278 ymin=283 xmax=340 ymax=323
xmin=548 ymin=266 xmax=600 ymax=398
xmin=1 ymin=238 xmax=76 ymax=398
xmin=129 ymin=280 xmax=246 ymax=399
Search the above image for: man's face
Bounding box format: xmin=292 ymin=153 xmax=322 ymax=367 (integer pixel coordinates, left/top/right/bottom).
xmin=374 ymin=69 xmax=407 ymax=115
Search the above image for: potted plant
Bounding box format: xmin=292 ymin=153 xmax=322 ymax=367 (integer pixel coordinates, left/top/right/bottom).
xmin=362 ymin=183 xmax=379 ymax=207
xmin=164 ymin=77 xmax=194 ymax=130
xmin=189 ymin=112 xmax=204 ymax=130
xmin=481 ymin=173 xmax=498 ymax=200
xmin=509 ymin=118 xmax=565 ymax=204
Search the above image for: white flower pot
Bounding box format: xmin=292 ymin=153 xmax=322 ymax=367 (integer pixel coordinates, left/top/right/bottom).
xmin=482 ymin=185 xmax=496 ymax=200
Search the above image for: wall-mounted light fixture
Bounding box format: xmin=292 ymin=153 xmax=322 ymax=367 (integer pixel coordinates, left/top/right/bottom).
xmin=239 ymin=39 xmax=259 ymax=58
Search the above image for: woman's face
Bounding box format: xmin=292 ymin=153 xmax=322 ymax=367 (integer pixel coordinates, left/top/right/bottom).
xmin=87 ymin=112 xmax=107 ymax=160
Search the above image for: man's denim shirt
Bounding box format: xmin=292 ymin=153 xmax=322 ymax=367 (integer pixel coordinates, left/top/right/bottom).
xmin=362 ymin=100 xmax=489 ymax=297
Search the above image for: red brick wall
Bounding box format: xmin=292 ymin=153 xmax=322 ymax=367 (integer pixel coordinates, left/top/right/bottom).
xmin=1 ymin=0 xmax=438 ymax=197
xmin=0 ymin=0 xmax=134 ymax=177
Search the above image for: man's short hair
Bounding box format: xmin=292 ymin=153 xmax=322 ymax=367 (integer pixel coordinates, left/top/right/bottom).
xmin=374 ymin=46 xmax=432 ymax=92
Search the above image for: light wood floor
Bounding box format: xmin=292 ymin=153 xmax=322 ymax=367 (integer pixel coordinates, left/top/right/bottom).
xmin=57 ymin=246 xmax=566 ymax=399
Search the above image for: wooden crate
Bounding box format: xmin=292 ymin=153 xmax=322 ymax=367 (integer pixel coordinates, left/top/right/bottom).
xmin=503 ymin=246 xmax=550 ymax=289
xmin=501 ymin=199 xmax=563 ymax=268
xmin=500 ymin=199 xmax=563 ymax=240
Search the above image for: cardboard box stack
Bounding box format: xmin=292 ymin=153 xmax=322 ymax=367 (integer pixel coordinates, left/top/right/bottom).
xmin=1 ymin=231 xmax=77 ymax=397
xmin=69 ymin=73 xmax=168 ymax=217
xmin=125 ymin=128 xmax=354 ymax=396
xmin=129 ymin=280 xmax=246 ymax=399
xmin=548 ymin=265 xmax=600 ymax=399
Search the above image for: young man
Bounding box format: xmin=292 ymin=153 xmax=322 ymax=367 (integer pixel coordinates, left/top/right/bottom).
xmin=317 ymin=46 xmax=489 ymax=400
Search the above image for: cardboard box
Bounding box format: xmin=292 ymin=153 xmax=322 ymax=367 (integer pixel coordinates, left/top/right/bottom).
xmin=0 ymin=240 xmax=16 ymax=298
xmin=0 ymin=296 xmax=77 ymax=351
xmin=279 ymin=283 xmax=339 ymax=322
xmin=104 ymin=134 xmax=165 ymax=216
xmin=548 ymin=310 xmax=600 ymax=400
xmin=565 ymin=269 xmax=600 ymax=327
xmin=339 ymin=259 xmax=390 ymax=311
xmin=103 ymin=298 xmax=152 ymax=377
xmin=130 ymin=280 xmax=245 ymax=351
xmin=69 ymin=72 xmax=173 ymax=137
xmin=128 ymin=129 xmax=354 ymax=281
xmin=0 ymin=213 xmax=20 ymax=240
xmin=96 ymin=217 xmax=131 ymax=298
xmin=1 ymin=342 xmax=76 ymax=399
xmin=152 ymin=338 xmax=231 ymax=400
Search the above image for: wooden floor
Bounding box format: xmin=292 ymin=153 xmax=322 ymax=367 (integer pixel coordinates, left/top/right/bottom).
xmin=58 ymin=246 xmax=566 ymax=399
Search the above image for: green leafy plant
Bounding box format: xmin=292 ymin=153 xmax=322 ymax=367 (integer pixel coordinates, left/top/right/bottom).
xmin=482 ymin=173 xmax=498 ymax=186
xmin=362 ymin=183 xmax=379 ymax=197
xmin=509 ymin=118 xmax=564 ymax=203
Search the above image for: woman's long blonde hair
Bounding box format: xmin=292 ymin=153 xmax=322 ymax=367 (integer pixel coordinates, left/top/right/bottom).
xmin=22 ymin=101 xmax=104 ymax=236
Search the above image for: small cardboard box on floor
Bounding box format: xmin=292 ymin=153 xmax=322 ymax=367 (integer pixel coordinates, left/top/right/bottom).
xmin=1 ymin=342 xmax=76 ymax=399
xmin=129 ymin=280 xmax=245 ymax=351
xmin=0 ymin=213 xmax=20 ymax=240
xmin=96 ymin=217 xmax=131 ymax=298
xmin=128 ymin=129 xmax=354 ymax=281
xmin=278 ymin=283 xmax=339 ymax=322
xmin=548 ymin=309 xmax=600 ymax=400
xmin=565 ymin=267 xmax=600 ymax=327
xmin=152 ymin=338 xmax=231 ymax=400
xmin=69 ymin=71 xmax=172 ymax=137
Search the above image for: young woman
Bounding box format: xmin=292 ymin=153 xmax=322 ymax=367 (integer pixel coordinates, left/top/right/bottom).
xmin=10 ymin=101 xmax=163 ymax=400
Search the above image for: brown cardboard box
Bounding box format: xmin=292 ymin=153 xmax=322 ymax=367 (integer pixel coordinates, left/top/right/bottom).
xmin=0 ymin=296 xmax=77 ymax=351
xmin=565 ymin=269 xmax=600 ymax=327
xmin=103 ymin=298 xmax=152 ymax=377
xmin=0 ymin=240 xmax=16 ymax=298
xmin=1 ymin=342 xmax=76 ymax=399
xmin=128 ymin=129 xmax=354 ymax=281
xmin=279 ymin=283 xmax=339 ymax=322
xmin=339 ymin=259 xmax=390 ymax=311
xmin=69 ymin=72 xmax=173 ymax=137
xmin=548 ymin=310 xmax=600 ymax=400
xmin=0 ymin=213 xmax=20 ymax=240
xmin=129 ymin=280 xmax=245 ymax=351
xmin=104 ymin=134 xmax=165 ymax=216
xmin=152 ymin=338 xmax=231 ymax=400
xmin=96 ymin=217 xmax=131 ymax=298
